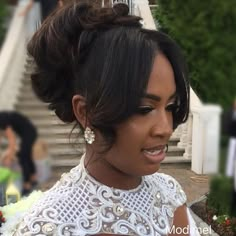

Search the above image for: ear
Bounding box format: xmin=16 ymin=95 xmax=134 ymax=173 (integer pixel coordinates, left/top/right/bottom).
xmin=72 ymin=95 xmax=87 ymax=129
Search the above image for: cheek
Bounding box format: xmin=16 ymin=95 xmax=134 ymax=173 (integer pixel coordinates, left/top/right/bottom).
xmin=168 ymin=112 xmax=174 ymax=125
xmin=170 ymin=113 xmax=175 ymax=130
xmin=116 ymin=121 xmax=148 ymax=149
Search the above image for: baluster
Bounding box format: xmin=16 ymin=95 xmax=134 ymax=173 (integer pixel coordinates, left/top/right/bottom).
xmin=178 ymin=114 xmax=192 ymax=160
xmin=183 ymin=113 xmax=193 ymax=159
xmin=172 ymin=124 xmax=182 ymax=140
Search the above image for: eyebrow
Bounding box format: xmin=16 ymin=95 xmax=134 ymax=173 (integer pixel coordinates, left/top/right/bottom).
xmin=143 ymin=92 xmax=177 ymax=102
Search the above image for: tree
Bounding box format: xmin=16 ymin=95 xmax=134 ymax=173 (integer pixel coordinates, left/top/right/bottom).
xmin=154 ymin=0 xmax=236 ymax=108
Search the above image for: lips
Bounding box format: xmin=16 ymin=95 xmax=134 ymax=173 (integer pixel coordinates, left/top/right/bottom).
xmin=142 ymin=145 xmax=166 ymax=163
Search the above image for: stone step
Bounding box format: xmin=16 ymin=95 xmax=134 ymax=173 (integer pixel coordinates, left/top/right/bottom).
xmin=168 ymin=137 xmax=179 ymax=146
xmin=46 ymin=141 xmax=84 ymax=149
xmin=49 ymin=155 xmax=190 ymax=167
xmin=18 ymin=113 xmax=57 ymax=121
xmin=18 ymin=86 xmax=35 ymax=93
xmin=23 ymin=71 xmax=32 ymax=77
xmin=45 ymin=142 xmax=83 ymax=151
xmin=39 ymin=133 xmax=178 ymax=145
xmin=50 ymin=158 xmax=81 ymax=167
xmin=17 ymin=89 xmax=38 ymax=96
xmin=43 ymin=137 xmax=84 ymax=144
xmin=39 ymin=133 xmax=78 ymax=140
xmin=28 ymin=119 xmax=66 ymax=127
xmin=162 ymin=156 xmax=191 ymax=164
xmin=39 ymin=133 xmax=77 ymax=139
xmin=41 ymin=138 xmax=179 ymax=151
xmin=19 ymin=111 xmax=57 ymax=121
xmin=19 ymin=110 xmax=55 ymax=117
xmin=38 ymin=127 xmax=79 ymax=136
xmin=32 ymin=120 xmax=73 ymax=128
xmin=46 ymin=146 xmax=183 ymax=157
xmin=17 ymin=93 xmax=39 ymax=101
xmin=19 ymin=85 xmax=37 ymax=93
xmin=16 ymin=101 xmax=48 ymax=109
xmin=20 ymin=80 xmax=32 ymax=87
xmin=47 ymin=145 xmax=184 ymax=157
xmin=23 ymin=65 xmax=35 ymax=73
xmin=48 ymin=143 xmax=84 ymax=152
xmin=29 ymin=116 xmax=63 ymax=122
xmin=48 ymin=147 xmax=85 ymax=158
xmin=43 ymin=137 xmax=178 ymax=146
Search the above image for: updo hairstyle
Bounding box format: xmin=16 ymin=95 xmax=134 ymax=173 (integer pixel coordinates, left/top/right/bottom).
xmin=27 ymin=1 xmax=189 ymax=150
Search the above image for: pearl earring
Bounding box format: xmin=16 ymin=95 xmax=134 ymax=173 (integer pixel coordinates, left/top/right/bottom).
xmin=84 ymin=127 xmax=95 ymax=144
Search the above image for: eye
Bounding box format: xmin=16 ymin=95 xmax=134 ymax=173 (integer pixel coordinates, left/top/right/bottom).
xmin=166 ymin=102 xmax=179 ymax=112
xmin=137 ymin=106 xmax=154 ymax=115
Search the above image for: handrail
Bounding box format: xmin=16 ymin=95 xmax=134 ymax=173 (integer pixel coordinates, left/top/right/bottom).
xmin=0 ymin=4 xmax=27 ymax=110
xmin=0 ymin=2 xmax=41 ymax=111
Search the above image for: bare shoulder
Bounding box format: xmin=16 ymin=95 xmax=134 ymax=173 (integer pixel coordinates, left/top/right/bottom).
xmin=168 ymin=204 xmax=189 ymax=236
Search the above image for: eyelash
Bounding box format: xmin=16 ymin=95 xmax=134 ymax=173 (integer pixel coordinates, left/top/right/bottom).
xmin=137 ymin=106 xmax=154 ymax=115
xmin=166 ymin=103 xmax=179 ymax=112
xmin=137 ymin=103 xmax=179 ymax=115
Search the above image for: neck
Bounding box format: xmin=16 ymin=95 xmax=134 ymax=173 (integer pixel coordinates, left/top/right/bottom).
xmin=84 ymin=153 xmax=142 ymax=190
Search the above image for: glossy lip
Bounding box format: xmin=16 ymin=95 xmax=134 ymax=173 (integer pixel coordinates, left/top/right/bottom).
xmin=142 ymin=145 xmax=166 ymax=164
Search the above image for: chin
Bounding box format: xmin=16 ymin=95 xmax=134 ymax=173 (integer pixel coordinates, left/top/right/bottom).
xmin=142 ymin=164 xmax=161 ymax=176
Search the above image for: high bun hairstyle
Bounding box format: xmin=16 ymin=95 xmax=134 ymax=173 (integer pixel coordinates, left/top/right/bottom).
xmin=28 ymin=1 xmax=189 ymax=150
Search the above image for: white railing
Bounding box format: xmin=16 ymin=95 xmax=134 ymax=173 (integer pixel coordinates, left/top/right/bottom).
xmin=133 ymin=0 xmax=222 ymax=174
xmin=0 ymin=1 xmax=41 ymax=111
xmin=0 ymin=4 xmax=27 ymax=110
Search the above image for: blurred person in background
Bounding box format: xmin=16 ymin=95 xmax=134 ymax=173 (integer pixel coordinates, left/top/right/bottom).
xmin=224 ymin=98 xmax=236 ymax=216
xmin=0 ymin=111 xmax=38 ymax=196
xmin=225 ymin=98 xmax=236 ymax=178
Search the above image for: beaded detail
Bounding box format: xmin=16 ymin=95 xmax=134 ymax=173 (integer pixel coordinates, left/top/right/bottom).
xmin=14 ymin=155 xmax=186 ymax=236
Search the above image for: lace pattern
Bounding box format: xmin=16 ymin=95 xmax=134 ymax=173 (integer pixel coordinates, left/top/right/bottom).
xmin=13 ymin=155 xmax=186 ymax=236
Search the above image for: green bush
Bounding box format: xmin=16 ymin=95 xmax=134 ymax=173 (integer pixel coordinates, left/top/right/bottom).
xmin=0 ymin=0 xmax=7 ymax=46
xmin=154 ymin=1 xmax=236 ymax=109
xmin=207 ymin=175 xmax=233 ymax=216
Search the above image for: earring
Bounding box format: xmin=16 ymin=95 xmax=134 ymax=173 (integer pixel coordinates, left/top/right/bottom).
xmin=84 ymin=127 xmax=95 ymax=144
xmin=165 ymin=144 xmax=169 ymax=153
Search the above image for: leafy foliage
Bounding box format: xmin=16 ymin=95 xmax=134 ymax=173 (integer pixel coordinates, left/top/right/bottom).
xmin=207 ymin=175 xmax=233 ymax=216
xmin=0 ymin=0 xmax=7 ymax=47
xmin=154 ymin=0 xmax=236 ymax=109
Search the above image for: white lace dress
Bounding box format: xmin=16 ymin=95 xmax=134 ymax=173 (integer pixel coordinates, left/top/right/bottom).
xmin=11 ymin=155 xmax=200 ymax=236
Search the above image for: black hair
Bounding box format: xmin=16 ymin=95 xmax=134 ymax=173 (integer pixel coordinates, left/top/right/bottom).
xmin=27 ymin=1 xmax=189 ymax=151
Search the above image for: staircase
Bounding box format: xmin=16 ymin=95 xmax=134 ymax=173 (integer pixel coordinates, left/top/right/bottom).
xmin=15 ymin=58 xmax=189 ymax=168
xmin=15 ymin=60 xmax=84 ymax=167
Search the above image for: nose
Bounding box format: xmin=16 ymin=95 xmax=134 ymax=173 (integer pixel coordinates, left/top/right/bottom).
xmin=150 ymin=110 xmax=173 ymax=139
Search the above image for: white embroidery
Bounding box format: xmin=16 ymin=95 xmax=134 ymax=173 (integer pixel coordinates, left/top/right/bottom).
xmin=14 ymin=155 xmax=186 ymax=236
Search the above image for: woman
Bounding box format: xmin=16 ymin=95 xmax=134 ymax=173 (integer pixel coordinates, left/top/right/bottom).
xmin=12 ymin=1 xmax=199 ymax=235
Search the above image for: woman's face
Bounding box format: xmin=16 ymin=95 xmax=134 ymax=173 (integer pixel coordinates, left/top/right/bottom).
xmin=87 ymin=53 xmax=176 ymax=187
